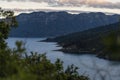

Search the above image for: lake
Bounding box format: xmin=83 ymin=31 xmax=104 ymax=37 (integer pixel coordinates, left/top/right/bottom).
xmin=6 ymin=38 xmax=120 ymax=80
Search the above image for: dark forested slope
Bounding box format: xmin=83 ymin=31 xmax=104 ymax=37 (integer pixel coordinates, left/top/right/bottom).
xmin=44 ymin=22 xmax=120 ymax=55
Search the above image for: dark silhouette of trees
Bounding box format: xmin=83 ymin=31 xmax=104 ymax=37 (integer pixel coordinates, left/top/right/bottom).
xmin=0 ymin=8 xmax=89 ymax=80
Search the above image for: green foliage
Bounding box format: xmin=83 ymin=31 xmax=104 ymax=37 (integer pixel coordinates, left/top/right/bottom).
xmin=0 ymin=8 xmax=89 ymax=80
xmin=0 ymin=8 xmax=18 ymax=49
xmin=0 ymin=44 xmax=89 ymax=80
xmin=103 ymin=31 xmax=120 ymax=60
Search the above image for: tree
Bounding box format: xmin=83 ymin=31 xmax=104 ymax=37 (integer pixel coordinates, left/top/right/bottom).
xmin=0 ymin=8 xmax=89 ymax=80
xmin=0 ymin=8 xmax=18 ymax=49
xmin=102 ymin=31 xmax=120 ymax=61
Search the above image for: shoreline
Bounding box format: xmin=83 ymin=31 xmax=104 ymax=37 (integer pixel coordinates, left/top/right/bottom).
xmin=53 ymin=44 xmax=120 ymax=62
xmin=42 ymin=38 xmax=120 ymax=62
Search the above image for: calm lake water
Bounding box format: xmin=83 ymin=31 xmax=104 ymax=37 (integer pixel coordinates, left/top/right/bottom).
xmin=6 ymin=38 xmax=120 ymax=80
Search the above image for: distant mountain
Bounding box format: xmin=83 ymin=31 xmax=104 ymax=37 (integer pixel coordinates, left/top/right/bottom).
xmin=44 ymin=22 xmax=120 ymax=55
xmin=9 ymin=11 xmax=119 ymax=37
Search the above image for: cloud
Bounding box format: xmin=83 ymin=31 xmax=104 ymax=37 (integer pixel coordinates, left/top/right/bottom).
xmin=1 ymin=0 xmax=120 ymax=15
xmin=57 ymin=0 xmax=120 ymax=9
xmin=1 ymin=0 xmax=120 ymax=9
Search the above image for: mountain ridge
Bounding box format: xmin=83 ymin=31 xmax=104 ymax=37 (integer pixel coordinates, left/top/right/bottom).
xmin=9 ymin=11 xmax=120 ymax=37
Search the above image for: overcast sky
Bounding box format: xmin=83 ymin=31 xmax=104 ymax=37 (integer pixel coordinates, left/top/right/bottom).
xmin=0 ymin=0 xmax=120 ymax=15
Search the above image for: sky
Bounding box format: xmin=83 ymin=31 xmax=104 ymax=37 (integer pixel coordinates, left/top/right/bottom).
xmin=0 ymin=0 xmax=120 ymax=15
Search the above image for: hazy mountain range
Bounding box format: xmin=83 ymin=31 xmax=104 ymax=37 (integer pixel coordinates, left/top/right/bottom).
xmin=9 ymin=11 xmax=120 ymax=37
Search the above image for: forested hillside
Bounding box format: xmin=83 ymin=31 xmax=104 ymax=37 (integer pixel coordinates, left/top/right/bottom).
xmin=44 ymin=22 xmax=120 ymax=57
